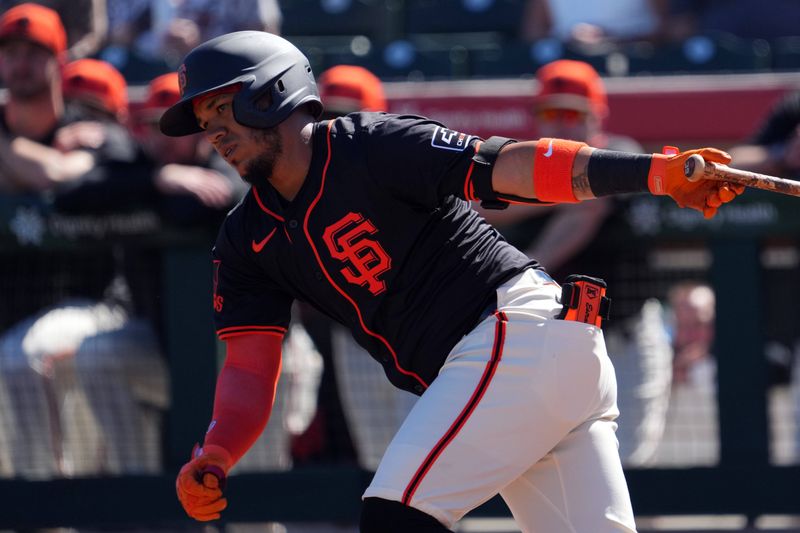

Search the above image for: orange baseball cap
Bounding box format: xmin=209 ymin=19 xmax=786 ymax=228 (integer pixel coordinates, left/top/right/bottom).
xmin=0 ymin=3 xmax=66 ymax=56
xmin=137 ymin=72 xmax=185 ymax=123
xmin=534 ymin=60 xmax=608 ymax=117
xmin=144 ymin=73 xmax=182 ymax=110
xmin=63 ymin=59 xmax=128 ymax=117
xmin=318 ymin=65 xmax=387 ymax=114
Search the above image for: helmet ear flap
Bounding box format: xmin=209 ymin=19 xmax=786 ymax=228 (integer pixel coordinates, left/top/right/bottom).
xmin=233 ymin=59 xmax=322 ymax=130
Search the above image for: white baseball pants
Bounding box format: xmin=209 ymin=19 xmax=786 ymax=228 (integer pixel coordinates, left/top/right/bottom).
xmin=363 ymin=268 xmax=637 ymax=532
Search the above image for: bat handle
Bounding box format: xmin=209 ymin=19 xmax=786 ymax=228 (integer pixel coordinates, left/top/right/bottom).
xmin=684 ymin=154 xmax=707 ymax=182
xmin=201 ymin=465 xmax=227 ymax=490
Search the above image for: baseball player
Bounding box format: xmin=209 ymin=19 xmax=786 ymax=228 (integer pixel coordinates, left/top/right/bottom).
xmin=162 ymin=31 xmax=743 ymax=532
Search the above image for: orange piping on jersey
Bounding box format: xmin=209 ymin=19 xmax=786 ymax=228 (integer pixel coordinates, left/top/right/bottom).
xmin=302 ymin=120 xmax=429 ymax=391
xmin=217 ymin=325 xmax=287 ymax=340
xmin=462 ymin=140 xmax=482 ymax=201
xmin=402 ymin=310 xmax=508 ymax=505
xmin=463 ymin=161 xmax=475 ymax=201
xmin=253 ymin=187 xmax=285 ymax=222
xmin=283 ymin=225 xmax=293 ymax=244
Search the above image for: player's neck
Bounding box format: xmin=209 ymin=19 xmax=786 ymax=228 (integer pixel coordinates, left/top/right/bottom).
xmin=270 ymin=117 xmax=315 ymax=202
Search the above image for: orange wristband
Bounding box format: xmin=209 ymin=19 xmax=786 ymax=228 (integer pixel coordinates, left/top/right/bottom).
xmin=533 ymin=138 xmax=586 ymax=203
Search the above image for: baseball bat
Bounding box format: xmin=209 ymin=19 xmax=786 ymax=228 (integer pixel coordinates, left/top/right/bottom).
xmin=684 ymin=154 xmax=800 ymax=197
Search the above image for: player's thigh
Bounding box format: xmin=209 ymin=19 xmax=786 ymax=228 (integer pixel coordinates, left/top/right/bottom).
xmin=364 ymin=313 xmax=612 ymax=528
xmin=501 ymin=416 xmax=637 ymax=533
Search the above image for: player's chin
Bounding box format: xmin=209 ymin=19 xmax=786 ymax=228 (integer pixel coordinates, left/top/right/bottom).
xmin=229 ymin=159 xmax=246 ymax=175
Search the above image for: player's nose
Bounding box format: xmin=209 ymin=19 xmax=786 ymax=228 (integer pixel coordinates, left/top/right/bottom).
xmin=204 ymin=123 xmax=227 ymax=146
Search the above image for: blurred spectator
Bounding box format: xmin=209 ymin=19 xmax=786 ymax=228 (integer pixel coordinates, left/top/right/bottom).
xmin=520 ymin=0 xmax=668 ymax=46
xmin=61 ymin=58 xmax=129 ymax=124
xmin=669 ymin=282 xmax=716 ymax=386
xmin=318 ymin=64 xmax=388 ymax=119
xmin=0 ymin=22 xmax=164 ymax=477
xmin=0 ymin=0 xmax=107 ymax=59
xmin=726 ymin=89 xmax=800 ymax=464
xmin=127 ymin=72 xmax=245 ymax=220
xmin=102 ymin=0 xmax=282 ymax=77
xmin=652 ymin=281 xmax=719 ymax=466
xmin=174 ymin=0 xmax=282 ymax=42
xmin=0 ymin=3 xmax=101 ymax=194
xmin=161 ymin=0 xmax=283 ymax=68
xmin=728 ymin=90 xmax=800 ymax=181
xmin=479 ymin=59 xmax=642 ymax=271
xmin=0 ymin=6 xmax=109 ymax=477
xmin=0 ymin=55 xmax=245 ymax=478
xmin=160 ymin=14 xmax=202 ymax=68
xmin=479 ymin=60 xmax=672 ymax=467
xmin=104 ymin=0 xmax=171 ymax=60
xmin=669 ymin=0 xmax=800 ymax=41
xmin=100 ymin=0 xmax=171 ymax=82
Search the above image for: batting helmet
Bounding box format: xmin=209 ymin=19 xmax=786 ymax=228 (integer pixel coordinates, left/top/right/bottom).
xmin=159 ymin=31 xmax=323 ymax=137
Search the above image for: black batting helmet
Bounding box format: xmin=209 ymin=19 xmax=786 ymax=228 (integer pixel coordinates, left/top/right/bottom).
xmin=159 ymin=31 xmax=323 ymax=137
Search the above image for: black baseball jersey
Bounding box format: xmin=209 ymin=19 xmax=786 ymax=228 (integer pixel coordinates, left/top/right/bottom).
xmin=212 ymin=112 xmax=538 ymax=394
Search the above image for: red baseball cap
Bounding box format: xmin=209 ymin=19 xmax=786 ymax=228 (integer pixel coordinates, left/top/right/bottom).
xmin=0 ymin=3 xmax=66 ymax=56
xmin=318 ymin=65 xmax=387 ymax=114
xmin=63 ymin=59 xmax=128 ymax=117
xmin=534 ymin=60 xmax=608 ymax=117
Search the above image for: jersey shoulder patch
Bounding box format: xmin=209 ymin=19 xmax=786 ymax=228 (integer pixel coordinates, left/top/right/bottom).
xmin=430 ymin=125 xmax=472 ymax=152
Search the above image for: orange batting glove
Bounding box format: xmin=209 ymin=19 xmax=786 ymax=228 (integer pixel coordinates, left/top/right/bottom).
xmin=176 ymin=443 xmax=232 ymax=521
xmin=648 ymin=147 xmax=745 ymax=219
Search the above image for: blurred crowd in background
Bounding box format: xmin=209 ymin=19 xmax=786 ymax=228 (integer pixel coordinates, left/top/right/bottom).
xmin=0 ymin=1 xmax=798 ymax=521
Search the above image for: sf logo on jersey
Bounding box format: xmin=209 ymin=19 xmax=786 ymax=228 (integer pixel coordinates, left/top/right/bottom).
xmin=323 ymin=212 xmax=392 ymax=296
xmin=431 ymin=126 xmax=471 ymax=152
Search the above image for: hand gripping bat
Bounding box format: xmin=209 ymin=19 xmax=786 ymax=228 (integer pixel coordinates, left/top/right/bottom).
xmin=684 ymin=154 xmax=800 ymax=197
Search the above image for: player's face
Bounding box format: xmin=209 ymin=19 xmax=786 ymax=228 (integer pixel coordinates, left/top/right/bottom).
xmin=195 ymin=92 xmax=282 ymax=183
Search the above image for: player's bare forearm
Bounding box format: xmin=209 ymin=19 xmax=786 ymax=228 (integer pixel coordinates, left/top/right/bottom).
xmin=492 ymin=141 xmax=596 ymax=201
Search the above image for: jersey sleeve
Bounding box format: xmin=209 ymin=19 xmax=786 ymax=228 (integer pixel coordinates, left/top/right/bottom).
xmin=360 ymin=114 xmax=483 ymax=208
xmin=212 ymin=214 xmax=293 ymax=340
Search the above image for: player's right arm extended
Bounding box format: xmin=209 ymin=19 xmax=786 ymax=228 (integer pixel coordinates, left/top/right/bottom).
xmin=483 ymin=138 xmax=743 ymax=219
xmin=176 ymin=333 xmax=283 ymax=521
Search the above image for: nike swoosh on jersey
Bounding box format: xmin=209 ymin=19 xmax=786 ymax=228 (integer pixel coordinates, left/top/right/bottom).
xmin=251 ymin=228 xmax=277 ymax=253
xmin=543 ymin=139 xmax=554 ymax=157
